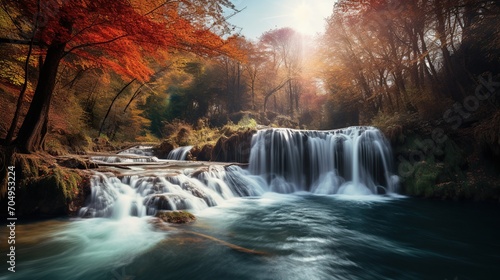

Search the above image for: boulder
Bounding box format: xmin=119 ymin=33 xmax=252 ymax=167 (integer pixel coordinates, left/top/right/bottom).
xmin=155 ymin=210 xmax=196 ymax=224
xmin=57 ymin=157 xmax=99 ymax=169
xmin=153 ymin=140 xmax=177 ymax=159
xmin=195 ymin=144 xmax=213 ymax=161
xmin=211 ymin=128 xmax=256 ymax=163
xmin=0 ymin=153 xmax=92 ymax=217
xmin=143 ymin=194 xmax=189 ymax=212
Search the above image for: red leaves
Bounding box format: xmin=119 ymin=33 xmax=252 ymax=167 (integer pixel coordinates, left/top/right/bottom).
xmin=11 ymin=0 xmax=239 ymax=81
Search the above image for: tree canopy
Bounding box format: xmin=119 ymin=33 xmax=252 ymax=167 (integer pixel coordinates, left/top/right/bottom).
xmin=0 ymin=0 xmax=498 ymax=151
xmin=0 ymin=0 xmax=241 ymax=152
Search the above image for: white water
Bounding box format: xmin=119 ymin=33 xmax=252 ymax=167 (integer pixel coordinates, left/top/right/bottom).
xmin=81 ymin=127 xmax=398 ymax=218
xmin=79 ymin=165 xmax=267 ymax=218
xmin=10 ymin=128 xmax=499 ymax=280
xmin=118 ymin=145 xmax=155 ymax=156
xmin=167 ymin=146 xmax=193 ymax=160
xmin=249 ymin=127 xmax=398 ymax=195
xmin=90 ymin=156 xmax=159 ymax=163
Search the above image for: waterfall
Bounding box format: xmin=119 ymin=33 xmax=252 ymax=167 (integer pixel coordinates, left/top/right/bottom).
xmin=119 ymin=145 xmax=154 ymax=156
xmin=79 ymin=165 xmax=267 ymax=218
xmin=248 ymin=127 xmax=398 ymax=195
xmin=90 ymin=156 xmax=158 ymax=163
xmin=167 ymin=146 xmax=193 ymax=160
xmin=80 ymin=126 xmax=398 ymax=218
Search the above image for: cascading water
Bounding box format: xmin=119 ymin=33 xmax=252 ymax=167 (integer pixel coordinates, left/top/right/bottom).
xmin=14 ymin=128 xmax=497 ymax=280
xmin=119 ymin=145 xmax=155 ymax=156
xmin=80 ymin=126 xmax=398 ymax=218
xmin=248 ymin=126 xmax=398 ymax=195
xmin=167 ymin=146 xmax=193 ymax=160
xmin=79 ymin=165 xmax=267 ymax=218
xmin=90 ymin=156 xmax=159 ymax=163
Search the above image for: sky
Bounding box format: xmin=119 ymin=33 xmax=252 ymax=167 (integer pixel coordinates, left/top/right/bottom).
xmin=227 ymin=0 xmax=337 ymax=40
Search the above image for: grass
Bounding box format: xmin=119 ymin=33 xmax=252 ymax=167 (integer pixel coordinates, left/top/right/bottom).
xmin=161 ymin=115 xmax=258 ymax=149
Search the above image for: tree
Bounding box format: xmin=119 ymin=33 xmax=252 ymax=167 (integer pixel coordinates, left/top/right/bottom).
xmin=321 ymin=0 xmax=500 ymax=123
xmin=260 ymin=28 xmax=303 ymax=118
xmin=242 ymin=41 xmax=266 ymax=110
xmin=0 ymin=0 xmax=239 ymax=152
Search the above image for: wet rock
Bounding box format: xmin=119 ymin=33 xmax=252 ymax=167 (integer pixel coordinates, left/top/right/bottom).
xmin=1 ymin=153 xmax=91 ymax=217
xmin=211 ymin=128 xmax=256 ymax=163
xmin=155 ymin=210 xmax=196 ymax=224
xmin=57 ymin=157 xmax=99 ymax=169
xmin=195 ymin=144 xmax=213 ymax=161
xmin=143 ymin=194 xmax=189 ymax=212
xmin=153 ymin=140 xmax=177 ymax=159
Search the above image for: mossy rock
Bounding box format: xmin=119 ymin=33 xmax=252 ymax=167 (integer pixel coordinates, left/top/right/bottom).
xmin=155 ymin=210 xmax=196 ymax=224
xmin=1 ymin=153 xmax=91 ymax=217
xmin=211 ymin=128 xmax=256 ymax=163
xmin=19 ymin=169 xmax=79 ymax=215
xmin=191 ymin=144 xmax=213 ymax=161
xmin=404 ymin=161 xmax=442 ymax=197
xmin=176 ymin=127 xmax=192 ymax=146
xmin=57 ymin=157 xmax=98 ymax=169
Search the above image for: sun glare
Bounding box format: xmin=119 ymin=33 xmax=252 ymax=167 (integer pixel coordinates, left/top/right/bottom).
xmin=292 ymin=3 xmax=313 ymax=34
xmin=285 ymin=0 xmax=334 ymax=36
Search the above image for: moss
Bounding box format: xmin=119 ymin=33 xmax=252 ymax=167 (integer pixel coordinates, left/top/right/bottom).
xmin=405 ymin=161 xmax=442 ymax=197
xmin=45 ymin=136 xmax=69 ymax=156
xmin=397 ymin=130 xmax=470 ymax=200
xmin=475 ymin=110 xmax=500 ymax=157
xmin=18 ymin=166 xmax=82 ymax=216
xmin=57 ymin=157 xmax=98 ymax=169
xmin=155 ymin=210 xmax=196 ymax=224
xmin=211 ymin=127 xmax=256 ymax=163
xmin=442 ymin=139 xmax=466 ymax=178
xmin=1 ymin=153 xmax=87 ymax=217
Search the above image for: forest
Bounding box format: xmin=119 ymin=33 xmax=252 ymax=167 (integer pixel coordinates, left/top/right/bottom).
xmin=1 ymin=0 xmax=500 ymax=200
xmin=1 ymin=0 xmax=499 ymax=145
xmin=1 ymin=2 xmax=500 ymax=279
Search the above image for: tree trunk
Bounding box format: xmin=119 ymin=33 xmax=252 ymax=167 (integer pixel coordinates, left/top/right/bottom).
xmin=97 ymin=78 xmax=136 ymax=137
xmin=15 ymin=41 xmax=66 ymax=153
xmin=6 ymin=0 xmax=41 ymax=144
xmin=288 ymin=79 xmax=294 ymax=118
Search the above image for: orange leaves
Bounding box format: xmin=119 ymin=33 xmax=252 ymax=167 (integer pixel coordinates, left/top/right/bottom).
xmin=9 ymin=0 xmax=240 ymax=82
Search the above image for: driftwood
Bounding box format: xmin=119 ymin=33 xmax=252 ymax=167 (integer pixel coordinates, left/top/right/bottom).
xmin=151 ymin=219 xmax=269 ymax=256
xmin=183 ymin=230 xmax=269 ymax=256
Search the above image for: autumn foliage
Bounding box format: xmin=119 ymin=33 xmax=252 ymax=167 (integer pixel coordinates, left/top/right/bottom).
xmin=0 ymin=0 xmax=240 ymax=152
xmin=1 ymin=0 xmax=498 ymax=153
xmin=10 ymin=0 xmax=240 ymax=80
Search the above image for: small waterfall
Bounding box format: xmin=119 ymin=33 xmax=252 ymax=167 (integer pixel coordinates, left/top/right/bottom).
xmin=79 ymin=165 xmax=267 ymax=218
xmin=167 ymin=146 xmax=193 ymax=160
xmin=248 ymin=127 xmax=398 ymax=195
xmin=119 ymin=145 xmax=155 ymax=156
xmin=90 ymin=156 xmax=159 ymax=163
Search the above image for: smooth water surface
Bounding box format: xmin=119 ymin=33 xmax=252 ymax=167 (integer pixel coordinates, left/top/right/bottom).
xmin=1 ymin=195 xmax=499 ymax=280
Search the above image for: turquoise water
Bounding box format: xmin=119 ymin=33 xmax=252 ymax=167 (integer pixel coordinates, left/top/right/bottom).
xmin=2 ymin=194 xmax=500 ymax=280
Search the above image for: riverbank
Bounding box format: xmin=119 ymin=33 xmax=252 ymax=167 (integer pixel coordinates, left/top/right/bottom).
xmin=380 ymin=113 xmax=500 ymax=202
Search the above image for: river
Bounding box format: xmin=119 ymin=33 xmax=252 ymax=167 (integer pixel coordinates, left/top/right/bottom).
xmin=1 ymin=195 xmax=500 ymax=279
xmin=1 ymin=127 xmax=499 ymax=279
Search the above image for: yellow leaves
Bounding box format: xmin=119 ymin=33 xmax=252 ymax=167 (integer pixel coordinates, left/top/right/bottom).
xmin=0 ymin=59 xmax=25 ymax=86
